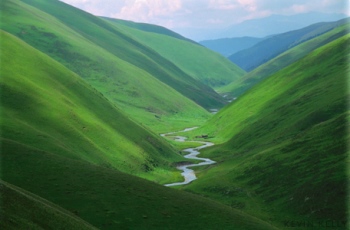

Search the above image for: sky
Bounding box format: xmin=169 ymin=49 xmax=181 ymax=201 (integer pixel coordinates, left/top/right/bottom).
xmin=59 ymin=0 xmax=349 ymax=33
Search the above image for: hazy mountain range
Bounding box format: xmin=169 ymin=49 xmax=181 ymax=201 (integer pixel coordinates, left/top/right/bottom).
xmin=176 ymin=12 xmax=347 ymax=41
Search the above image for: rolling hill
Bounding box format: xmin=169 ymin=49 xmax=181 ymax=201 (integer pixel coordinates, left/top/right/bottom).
xmin=184 ymin=34 xmax=349 ymax=229
xmin=0 ymin=29 xmax=278 ymax=230
xmin=1 ymin=0 xmax=230 ymax=132
xmin=103 ymin=17 xmax=246 ymax=89
xmin=0 ymin=29 xmax=183 ymax=182
xmin=219 ymin=19 xmax=350 ymax=98
xmin=103 ymin=17 xmax=197 ymax=44
xmin=228 ymin=18 xmax=349 ymax=71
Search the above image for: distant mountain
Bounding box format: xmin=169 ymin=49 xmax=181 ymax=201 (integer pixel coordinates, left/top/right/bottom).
xmin=219 ymin=19 xmax=350 ymax=97
xmin=228 ymin=18 xmax=349 ymax=71
xmin=199 ymin=36 xmax=265 ymax=57
xmin=174 ymin=12 xmax=347 ymax=41
xmin=220 ymin=12 xmax=347 ymax=38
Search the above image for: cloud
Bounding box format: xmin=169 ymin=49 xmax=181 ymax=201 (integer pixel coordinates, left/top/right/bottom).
xmin=112 ymin=0 xmax=185 ymax=23
xmin=59 ymin=0 xmax=349 ymax=30
xmin=208 ymin=0 xmax=238 ymax=10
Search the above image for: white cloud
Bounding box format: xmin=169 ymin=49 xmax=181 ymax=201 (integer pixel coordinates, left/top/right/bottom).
xmin=112 ymin=0 xmax=184 ymax=23
xmin=208 ymin=0 xmax=237 ymax=10
xmin=60 ymin=0 xmax=349 ymax=30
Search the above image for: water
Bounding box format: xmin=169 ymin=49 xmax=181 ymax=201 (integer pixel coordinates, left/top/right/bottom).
xmin=161 ymin=128 xmax=216 ymax=187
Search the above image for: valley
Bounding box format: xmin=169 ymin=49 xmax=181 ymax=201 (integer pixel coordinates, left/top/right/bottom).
xmin=161 ymin=127 xmax=216 ymax=187
xmin=0 ymin=0 xmax=348 ymax=229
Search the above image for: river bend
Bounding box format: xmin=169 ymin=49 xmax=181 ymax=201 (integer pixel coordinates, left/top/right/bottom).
xmin=161 ymin=127 xmax=216 ymax=187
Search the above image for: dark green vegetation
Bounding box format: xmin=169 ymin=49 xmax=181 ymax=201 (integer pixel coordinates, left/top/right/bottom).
xmin=1 ymin=0 xmax=243 ymax=132
xmin=0 ymin=29 xmax=275 ymax=230
xmin=104 ymin=18 xmax=245 ymax=89
xmin=219 ymin=19 xmax=350 ymax=98
xmin=0 ymin=180 xmax=97 ymax=230
xmin=185 ymin=34 xmax=350 ymax=229
xmin=229 ymin=18 xmax=349 ymax=71
xmin=1 ymin=142 xmax=276 ymax=230
xmin=200 ymin=36 xmax=264 ymax=57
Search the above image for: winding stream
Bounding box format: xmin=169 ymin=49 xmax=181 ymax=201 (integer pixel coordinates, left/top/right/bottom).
xmin=161 ymin=127 xmax=216 ymax=187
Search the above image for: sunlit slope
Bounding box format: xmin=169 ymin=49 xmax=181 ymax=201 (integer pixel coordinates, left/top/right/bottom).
xmin=104 ymin=17 xmax=197 ymax=44
xmin=0 ymin=180 xmax=98 ymax=230
xmin=0 ymin=0 xmax=216 ymax=132
xmin=104 ymin=18 xmax=246 ymax=89
xmin=186 ymin=35 xmax=349 ymax=228
xmin=18 ymin=0 xmax=225 ymax=108
xmin=218 ymin=21 xmax=350 ymax=97
xmin=1 ymin=30 xmax=187 ymax=182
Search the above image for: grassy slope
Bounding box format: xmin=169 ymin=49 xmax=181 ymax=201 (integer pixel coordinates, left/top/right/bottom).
xmin=184 ymin=35 xmax=349 ymax=229
xmin=19 ymin=0 xmax=225 ymax=108
xmin=0 ymin=180 xmax=98 ymax=230
xmin=0 ymin=30 xmax=188 ymax=183
xmin=102 ymin=17 xmax=197 ymax=44
xmin=228 ymin=18 xmax=348 ymax=72
xmin=0 ymin=33 xmax=276 ymax=229
xmin=219 ymin=21 xmax=350 ymax=98
xmin=0 ymin=0 xmax=217 ymax=133
xmin=104 ymin=18 xmax=246 ymax=89
xmin=1 ymin=139 xmax=277 ymax=230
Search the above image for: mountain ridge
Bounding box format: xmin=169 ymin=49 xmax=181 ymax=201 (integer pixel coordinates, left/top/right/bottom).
xmin=228 ymin=17 xmax=349 ymax=71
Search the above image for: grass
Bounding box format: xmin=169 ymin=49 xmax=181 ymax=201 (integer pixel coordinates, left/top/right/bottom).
xmin=0 ymin=23 xmax=277 ymax=230
xmin=0 ymin=180 xmax=98 ymax=230
xmin=0 ymin=0 xmax=221 ymax=133
xmin=218 ymin=20 xmax=350 ymax=98
xmin=102 ymin=17 xmax=196 ymax=44
xmin=182 ymin=34 xmax=350 ymax=229
xmin=104 ymin=18 xmax=246 ymax=89
xmin=0 ymin=30 xmax=187 ymax=183
xmin=0 ymin=139 xmax=278 ymax=230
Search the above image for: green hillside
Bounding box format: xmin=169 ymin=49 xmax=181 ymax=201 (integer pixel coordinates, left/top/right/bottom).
xmin=104 ymin=18 xmax=246 ymax=89
xmin=228 ymin=18 xmax=349 ymax=72
xmin=0 ymin=30 xmax=186 ymax=182
xmin=0 ymin=31 xmax=276 ymax=229
xmin=219 ymin=20 xmax=350 ymax=98
xmin=1 ymin=140 xmax=276 ymax=230
xmin=103 ymin=17 xmax=197 ymax=44
xmin=184 ymin=35 xmax=349 ymax=229
xmin=0 ymin=0 xmax=224 ymax=132
xmin=0 ymin=180 xmax=98 ymax=230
